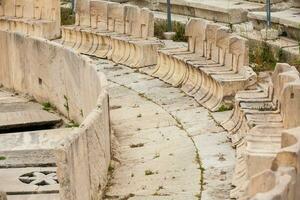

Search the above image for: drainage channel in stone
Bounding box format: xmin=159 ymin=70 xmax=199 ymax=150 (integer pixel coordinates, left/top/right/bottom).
xmin=93 ymin=58 xmax=235 ymax=200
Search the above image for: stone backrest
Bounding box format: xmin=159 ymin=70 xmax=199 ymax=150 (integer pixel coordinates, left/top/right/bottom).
xmin=107 ymin=2 xmax=125 ymax=34
xmin=15 ymin=0 xmax=34 ymax=18
xmin=90 ymin=0 xmax=109 ymax=30
xmin=87 ymin=1 xmax=154 ymax=38
xmin=228 ymin=36 xmax=249 ymax=71
xmin=0 ymin=0 xmax=59 ymax=21
xmin=0 ymin=0 xmax=15 ymax=17
xmin=215 ymin=27 xmax=231 ymax=65
xmin=269 ymin=64 xmax=300 ymax=129
xmin=185 ymin=18 xmax=207 ymax=55
xmin=140 ymin=8 xmax=154 ymax=38
xmin=124 ymin=5 xmax=140 ymax=36
xmin=35 ymin=0 xmax=60 ymax=20
xmin=75 ymin=0 xmax=90 ymax=26
xmin=205 ymin=23 xmax=222 ymax=60
xmin=272 ymin=64 xmax=299 ymax=111
xmin=281 ymin=78 xmax=300 ymax=128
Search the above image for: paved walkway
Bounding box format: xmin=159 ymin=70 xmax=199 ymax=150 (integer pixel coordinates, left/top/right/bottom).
xmin=93 ymin=59 xmax=235 ymax=200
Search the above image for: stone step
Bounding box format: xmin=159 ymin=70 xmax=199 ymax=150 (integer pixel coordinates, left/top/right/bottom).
xmin=155 ymin=0 xmax=264 ymax=23
xmin=0 ymin=128 xmax=75 ymax=168
xmin=248 ymin=8 xmax=300 ymax=40
xmin=0 ymin=109 xmax=62 ymax=133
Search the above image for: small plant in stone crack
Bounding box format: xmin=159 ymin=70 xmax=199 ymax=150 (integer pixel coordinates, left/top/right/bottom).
xmin=153 ymin=152 xmax=160 ymax=159
xmin=42 ymin=101 xmax=56 ymax=112
xmin=63 ymin=95 xmax=70 ymax=118
xmin=66 ymin=120 xmax=79 ymax=128
xmin=0 ymin=156 xmax=6 ymax=160
xmin=108 ymin=164 xmax=115 ymax=173
xmin=130 ymin=143 xmax=144 ymax=148
xmin=217 ymin=104 xmax=233 ymax=112
xmin=145 ymin=170 xmax=158 ymax=176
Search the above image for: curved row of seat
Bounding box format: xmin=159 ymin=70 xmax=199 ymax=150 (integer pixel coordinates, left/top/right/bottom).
xmin=221 ymin=63 xmax=300 ymax=199
xmin=246 ymin=127 xmax=300 ymax=200
xmin=61 ymin=0 xmax=162 ymax=68
xmin=0 ymin=0 xmax=60 ymax=39
xmin=148 ymin=18 xmax=257 ymax=111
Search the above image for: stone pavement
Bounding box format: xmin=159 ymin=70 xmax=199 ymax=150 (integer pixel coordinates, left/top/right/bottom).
xmin=93 ymin=58 xmax=235 ymax=200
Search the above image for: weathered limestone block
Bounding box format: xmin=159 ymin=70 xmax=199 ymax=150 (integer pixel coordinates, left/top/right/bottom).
xmin=151 ymin=18 xmax=256 ymax=111
xmin=0 ymin=30 xmax=111 ymax=200
xmin=90 ymin=0 xmax=109 ymax=30
xmin=75 ymin=0 xmax=91 ymax=26
xmin=61 ymin=0 xmax=162 ymax=68
xmin=221 ymin=63 xmax=300 ymax=199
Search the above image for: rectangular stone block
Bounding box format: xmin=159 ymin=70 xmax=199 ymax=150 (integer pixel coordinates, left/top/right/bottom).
xmin=90 ymin=0 xmax=109 ymax=30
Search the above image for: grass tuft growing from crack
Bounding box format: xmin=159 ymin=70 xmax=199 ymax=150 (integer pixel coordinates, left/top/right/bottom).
xmin=216 ymin=104 xmax=233 ymax=112
xmin=42 ymin=102 xmax=56 ymax=112
xmin=66 ymin=120 xmax=79 ymax=128
xmin=145 ymin=170 xmax=155 ymax=176
xmin=154 ymin=20 xmax=187 ymax=42
xmin=0 ymin=156 xmax=6 ymax=161
xmin=130 ymin=143 xmax=144 ymax=148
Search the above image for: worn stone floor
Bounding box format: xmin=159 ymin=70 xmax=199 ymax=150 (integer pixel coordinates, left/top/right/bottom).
xmin=92 ymin=58 xmax=235 ymax=200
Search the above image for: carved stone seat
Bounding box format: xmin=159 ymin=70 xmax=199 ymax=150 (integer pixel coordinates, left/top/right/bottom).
xmin=150 ymin=18 xmax=256 ymax=111
xmin=61 ymin=0 xmax=162 ymax=68
xmin=221 ymin=63 xmax=300 ymax=199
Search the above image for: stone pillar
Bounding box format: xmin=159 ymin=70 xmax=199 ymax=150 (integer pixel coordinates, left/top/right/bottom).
xmin=75 ymin=0 xmax=90 ymax=26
